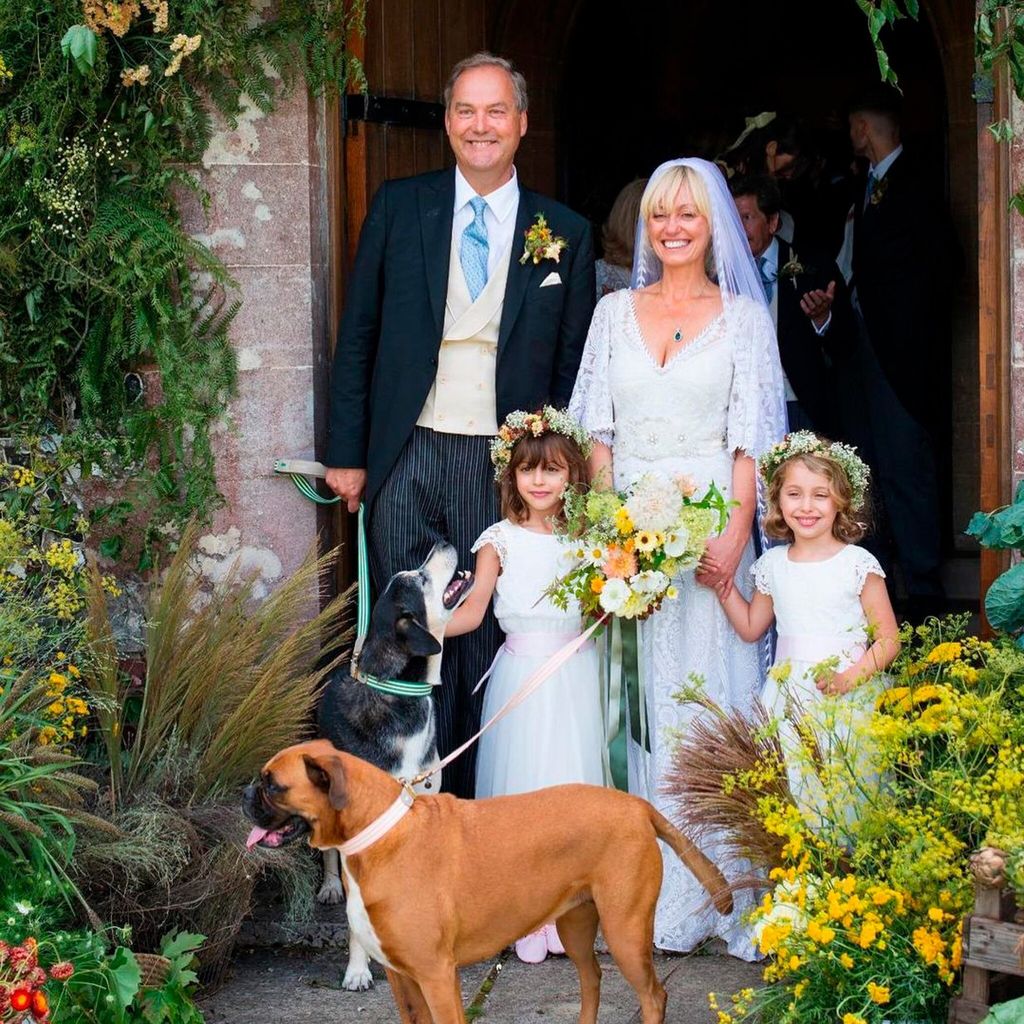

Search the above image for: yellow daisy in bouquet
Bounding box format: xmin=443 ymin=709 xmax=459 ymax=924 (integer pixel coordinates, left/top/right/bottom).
xmin=547 ymin=472 xmax=733 ymax=621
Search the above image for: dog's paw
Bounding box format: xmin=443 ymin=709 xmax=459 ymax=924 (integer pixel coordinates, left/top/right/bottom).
xmin=316 ymin=878 xmax=345 ymax=905
xmin=341 ymin=964 xmax=374 ymax=991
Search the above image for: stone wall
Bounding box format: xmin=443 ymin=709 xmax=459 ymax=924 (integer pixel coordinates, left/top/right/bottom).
xmin=178 ymin=89 xmax=327 ymax=598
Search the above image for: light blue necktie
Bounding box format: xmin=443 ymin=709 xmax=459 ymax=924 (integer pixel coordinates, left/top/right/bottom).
xmin=460 ymin=196 xmax=489 ymax=301
xmin=864 ymin=170 xmax=878 ymax=210
xmin=757 ymin=255 xmax=775 ymax=303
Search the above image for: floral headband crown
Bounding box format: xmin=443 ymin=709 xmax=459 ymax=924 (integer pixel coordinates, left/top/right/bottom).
xmin=489 ymin=406 xmax=593 ymax=480
xmin=758 ymin=431 xmax=871 ymax=511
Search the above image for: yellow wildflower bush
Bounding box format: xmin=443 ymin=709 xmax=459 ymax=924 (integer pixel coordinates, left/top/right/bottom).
xmin=706 ymin=616 xmax=1024 ymax=1024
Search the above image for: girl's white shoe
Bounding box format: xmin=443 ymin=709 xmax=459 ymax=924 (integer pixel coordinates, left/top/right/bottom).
xmin=543 ymin=923 xmax=565 ymax=955
xmin=514 ymin=928 xmax=548 ymax=964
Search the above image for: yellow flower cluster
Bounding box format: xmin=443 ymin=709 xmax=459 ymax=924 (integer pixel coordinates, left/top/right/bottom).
xmin=121 ymin=64 xmax=152 ymax=86
xmin=37 ymin=655 xmax=89 ymax=746
xmin=0 ymin=52 xmax=13 ymax=82
xmin=165 ymin=33 xmax=202 ymax=77
xmin=83 ymin=0 xmax=141 ymax=37
xmin=5 ymin=464 xmax=36 ymax=488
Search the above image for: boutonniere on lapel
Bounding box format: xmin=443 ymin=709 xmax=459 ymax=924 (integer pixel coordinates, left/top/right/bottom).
xmin=870 ymin=176 xmax=890 ymax=206
xmin=520 ymin=213 xmax=568 ymax=265
xmin=778 ymin=254 xmax=807 ymax=290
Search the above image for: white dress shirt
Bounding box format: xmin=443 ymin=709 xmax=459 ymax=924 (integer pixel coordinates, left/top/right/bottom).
xmin=869 ymin=144 xmax=903 ymax=184
xmin=453 ymin=166 xmax=520 ymax=275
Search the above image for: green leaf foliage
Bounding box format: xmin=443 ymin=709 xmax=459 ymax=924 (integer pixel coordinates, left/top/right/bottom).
xmin=965 ymin=481 xmax=1024 ymax=549
xmin=0 ymin=0 xmax=365 ymax=535
xmin=981 ymin=995 xmax=1024 ymax=1023
xmin=855 ymin=0 xmax=919 ymax=85
xmin=985 ymin=561 xmax=1024 ymax=632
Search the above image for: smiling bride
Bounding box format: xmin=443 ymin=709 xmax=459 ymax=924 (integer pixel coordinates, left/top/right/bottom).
xmin=569 ymin=158 xmax=788 ymax=959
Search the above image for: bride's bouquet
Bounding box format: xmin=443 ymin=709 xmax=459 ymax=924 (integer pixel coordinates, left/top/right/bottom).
xmin=548 ymin=473 xmax=732 ymax=621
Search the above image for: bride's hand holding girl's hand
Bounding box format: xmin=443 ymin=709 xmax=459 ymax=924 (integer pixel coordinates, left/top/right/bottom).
xmin=695 ymin=529 xmax=745 ymax=590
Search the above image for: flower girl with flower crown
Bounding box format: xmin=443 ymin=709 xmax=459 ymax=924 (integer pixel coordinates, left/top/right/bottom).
xmin=447 ymin=408 xmax=607 ymax=965
xmin=712 ymin=432 xmax=900 ymax=809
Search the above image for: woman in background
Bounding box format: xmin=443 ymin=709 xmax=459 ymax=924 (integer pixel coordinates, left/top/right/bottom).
xmin=595 ymin=178 xmax=647 ymax=297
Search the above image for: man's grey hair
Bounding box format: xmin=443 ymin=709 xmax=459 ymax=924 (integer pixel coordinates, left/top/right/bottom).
xmin=443 ymin=52 xmax=529 ymax=112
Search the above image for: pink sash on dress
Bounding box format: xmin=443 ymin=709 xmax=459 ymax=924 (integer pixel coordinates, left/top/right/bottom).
xmin=472 ymin=632 xmax=592 ymax=694
xmin=775 ymin=633 xmax=866 ymax=668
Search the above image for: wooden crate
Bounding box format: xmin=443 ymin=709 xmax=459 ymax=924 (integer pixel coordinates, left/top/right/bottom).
xmin=949 ymin=882 xmax=1024 ymax=1024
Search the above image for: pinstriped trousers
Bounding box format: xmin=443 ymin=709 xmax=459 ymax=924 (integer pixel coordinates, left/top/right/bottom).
xmin=368 ymin=427 xmax=502 ymax=798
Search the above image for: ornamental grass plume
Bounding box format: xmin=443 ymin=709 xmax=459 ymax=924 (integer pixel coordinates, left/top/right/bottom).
xmin=73 ymin=522 xmax=354 ymax=977
xmin=663 ymin=687 xmax=792 ymax=870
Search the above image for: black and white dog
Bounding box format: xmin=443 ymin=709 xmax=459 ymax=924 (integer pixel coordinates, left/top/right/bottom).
xmin=315 ymin=541 xmax=473 ymax=990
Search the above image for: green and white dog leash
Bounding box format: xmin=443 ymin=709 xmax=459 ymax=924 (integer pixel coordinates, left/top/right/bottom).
xmin=273 ymin=459 xmax=432 ymax=699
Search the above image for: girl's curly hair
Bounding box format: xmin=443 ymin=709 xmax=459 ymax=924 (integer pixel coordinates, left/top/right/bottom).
xmin=763 ymin=451 xmax=870 ymax=544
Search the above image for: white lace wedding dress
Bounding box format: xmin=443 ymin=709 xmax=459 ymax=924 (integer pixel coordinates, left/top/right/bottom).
xmin=569 ymin=288 xmax=784 ymax=959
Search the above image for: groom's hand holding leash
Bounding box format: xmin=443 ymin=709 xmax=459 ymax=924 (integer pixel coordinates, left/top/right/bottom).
xmin=325 ymin=467 xmax=366 ymax=514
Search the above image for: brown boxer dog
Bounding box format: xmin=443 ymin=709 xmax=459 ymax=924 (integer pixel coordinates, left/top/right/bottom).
xmin=243 ymin=739 xmax=732 ymax=1024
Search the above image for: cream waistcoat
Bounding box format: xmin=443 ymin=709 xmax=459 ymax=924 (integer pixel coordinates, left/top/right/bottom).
xmin=416 ymin=234 xmax=512 ymax=435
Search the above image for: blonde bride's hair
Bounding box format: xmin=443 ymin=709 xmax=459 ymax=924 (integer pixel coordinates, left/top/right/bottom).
xmin=638 ymin=165 xmax=715 ymax=277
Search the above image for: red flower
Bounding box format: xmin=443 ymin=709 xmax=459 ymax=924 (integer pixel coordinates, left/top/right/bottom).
xmin=49 ymin=962 xmax=74 ymax=982
xmin=29 ymin=967 xmax=47 ymax=987
xmin=10 ymin=988 xmax=32 ymax=1012
xmin=30 ymin=988 xmax=49 ymax=1019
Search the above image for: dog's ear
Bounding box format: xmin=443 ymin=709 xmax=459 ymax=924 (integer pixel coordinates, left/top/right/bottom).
xmin=397 ymin=615 xmax=442 ymax=657
xmin=303 ymin=754 xmax=347 ymax=810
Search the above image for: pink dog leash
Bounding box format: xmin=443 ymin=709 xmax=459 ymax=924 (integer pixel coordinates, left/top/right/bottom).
xmin=407 ymin=615 xmax=608 ymax=790
xmin=471 ymin=631 xmax=589 ymax=695
xmin=293 ymin=620 xmax=606 ymax=857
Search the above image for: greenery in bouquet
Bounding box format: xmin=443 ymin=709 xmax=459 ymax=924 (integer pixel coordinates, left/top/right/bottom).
xmin=667 ymin=616 xmax=1024 ymax=1024
xmin=547 ymin=473 xmax=732 ymax=621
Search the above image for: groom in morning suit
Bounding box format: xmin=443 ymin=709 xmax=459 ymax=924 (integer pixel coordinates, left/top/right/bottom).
xmin=324 ymin=53 xmax=596 ymax=798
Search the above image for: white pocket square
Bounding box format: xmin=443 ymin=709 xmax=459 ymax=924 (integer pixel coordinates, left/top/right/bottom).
xmin=539 ymin=271 xmax=562 ymax=288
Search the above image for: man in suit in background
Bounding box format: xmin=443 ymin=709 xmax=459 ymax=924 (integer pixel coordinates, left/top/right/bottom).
xmin=324 ymin=52 xmax=595 ymax=797
xmin=847 ymin=87 xmax=952 ymax=617
xmin=732 ymin=175 xmax=853 ymax=436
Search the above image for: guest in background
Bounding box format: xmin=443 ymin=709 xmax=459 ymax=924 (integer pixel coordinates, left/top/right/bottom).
xmin=719 ymin=113 xmax=811 ymax=246
xmin=731 ymin=175 xmax=853 ymax=437
xmin=595 ymin=178 xmax=647 ymax=297
xmin=846 ymin=86 xmax=954 ymax=617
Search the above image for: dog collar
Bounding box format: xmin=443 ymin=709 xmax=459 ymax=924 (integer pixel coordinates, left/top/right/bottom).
xmin=336 ymin=786 xmax=415 ymax=857
xmin=360 ymin=673 xmax=433 ymax=698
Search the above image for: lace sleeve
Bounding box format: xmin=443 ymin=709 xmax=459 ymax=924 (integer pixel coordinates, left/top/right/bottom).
xmin=567 ymin=293 xmax=617 ymax=446
xmin=471 ymin=523 xmax=508 ymax=568
xmin=726 ymin=297 xmax=789 ymax=458
xmin=749 ymin=550 xmax=774 ymax=596
xmin=849 ymin=546 xmax=886 ymax=595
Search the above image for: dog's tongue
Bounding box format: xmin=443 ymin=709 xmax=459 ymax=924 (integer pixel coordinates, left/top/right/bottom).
xmin=246 ymin=826 xmax=270 ymax=851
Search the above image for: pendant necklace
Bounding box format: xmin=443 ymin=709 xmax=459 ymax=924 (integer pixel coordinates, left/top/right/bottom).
xmin=669 ymin=279 xmax=710 ymax=344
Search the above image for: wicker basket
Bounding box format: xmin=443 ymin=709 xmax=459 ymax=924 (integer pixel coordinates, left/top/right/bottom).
xmin=134 ymin=952 xmax=171 ymax=989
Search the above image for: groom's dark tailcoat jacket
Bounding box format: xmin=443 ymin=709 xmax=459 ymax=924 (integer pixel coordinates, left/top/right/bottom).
xmin=326 ymin=168 xmax=596 ymax=503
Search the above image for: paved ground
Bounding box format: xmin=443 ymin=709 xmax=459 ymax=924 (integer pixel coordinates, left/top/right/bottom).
xmin=199 ymin=943 xmax=762 ymax=1023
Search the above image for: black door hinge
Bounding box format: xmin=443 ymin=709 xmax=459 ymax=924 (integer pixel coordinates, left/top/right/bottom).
xmin=343 ymin=94 xmax=445 ymax=130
